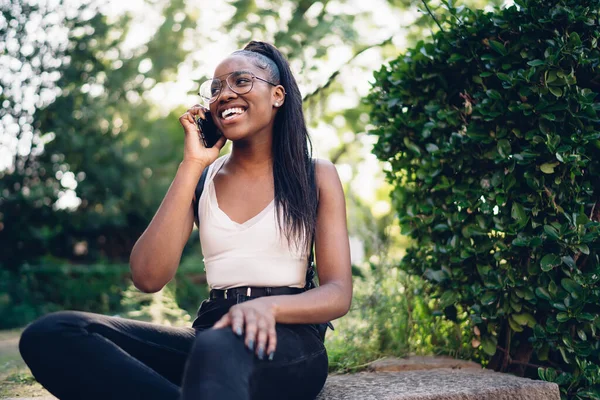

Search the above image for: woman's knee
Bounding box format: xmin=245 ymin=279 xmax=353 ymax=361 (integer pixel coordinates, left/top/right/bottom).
xmin=191 ymin=328 xmax=248 ymax=361
xmin=19 ymin=310 xmax=90 ymax=356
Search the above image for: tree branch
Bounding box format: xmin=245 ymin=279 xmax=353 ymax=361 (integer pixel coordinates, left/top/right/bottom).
xmin=302 ymin=36 xmax=394 ymax=103
xmin=421 ymin=0 xmax=445 ymax=33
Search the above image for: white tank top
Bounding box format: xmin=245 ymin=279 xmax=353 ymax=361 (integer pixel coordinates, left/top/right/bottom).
xmin=198 ymin=155 xmax=308 ymax=290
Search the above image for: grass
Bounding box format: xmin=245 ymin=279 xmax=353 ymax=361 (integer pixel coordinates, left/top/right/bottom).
xmin=0 ymin=328 xmax=55 ymax=399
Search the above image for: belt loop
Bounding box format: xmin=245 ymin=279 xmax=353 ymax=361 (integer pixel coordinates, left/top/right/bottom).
xmin=265 ymin=287 xmax=272 ymax=296
xmin=224 ymin=290 xmax=228 ymax=300
xmin=246 ymin=287 xmax=252 ymax=297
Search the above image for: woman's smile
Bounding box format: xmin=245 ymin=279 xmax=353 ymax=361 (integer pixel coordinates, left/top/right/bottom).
xmin=220 ymin=107 xmax=247 ymax=124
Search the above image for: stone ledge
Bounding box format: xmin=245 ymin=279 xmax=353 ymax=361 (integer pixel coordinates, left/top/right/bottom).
xmin=5 ymin=368 xmax=560 ymax=400
xmin=367 ymin=356 xmax=481 ymax=372
xmin=317 ymin=368 xmax=560 ymax=400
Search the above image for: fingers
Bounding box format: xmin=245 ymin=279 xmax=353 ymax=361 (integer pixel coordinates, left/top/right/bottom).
xmin=187 ymin=104 xmax=207 ymax=119
xmin=243 ymin=310 xmax=258 ymax=354
xmin=265 ymin=325 xmax=277 ymax=361
xmin=178 ymin=105 xmax=207 ymax=130
xmin=216 ymin=304 xmax=277 ymax=361
xmin=243 ymin=310 xmax=276 ymax=361
xmin=212 ymin=313 xmax=231 ymax=329
xmin=254 ymin=319 xmax=268 ymax=360
xmin=230 ymin=307 xmax=245 ymax=337
xmin=213 ymin=134 xmax=227 ymax=150
xmin=178 ymin=111 xmax=197 ymax=130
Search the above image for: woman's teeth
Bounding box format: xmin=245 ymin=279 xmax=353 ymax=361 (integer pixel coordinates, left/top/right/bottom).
xmin=221 ymin=107 xmax=246 ymax=120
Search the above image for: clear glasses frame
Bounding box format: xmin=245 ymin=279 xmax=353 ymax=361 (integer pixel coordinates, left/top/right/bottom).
xmin=198 ymin=70 xmax=281 ymax=106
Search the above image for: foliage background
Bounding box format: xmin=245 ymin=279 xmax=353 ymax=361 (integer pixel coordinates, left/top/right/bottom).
xmin=368 ymin=0 xmax=600 ymax=397
xmin=0 ymin=0 xmax=517 ymax=386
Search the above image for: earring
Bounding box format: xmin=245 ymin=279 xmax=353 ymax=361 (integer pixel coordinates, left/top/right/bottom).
xmin=274 ymin=102 xmax=280 ymax=107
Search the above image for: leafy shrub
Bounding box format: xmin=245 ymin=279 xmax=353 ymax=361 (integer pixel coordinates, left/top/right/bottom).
xmin=367 ymin=0 xmax=600 ymax=398
xmin=0 ymin=254 xmax=208 ymax=329
xmin=0 ymin=262 xmax=130 ymax=329
xmin=326 ymin=262 xmax=476 ymax=373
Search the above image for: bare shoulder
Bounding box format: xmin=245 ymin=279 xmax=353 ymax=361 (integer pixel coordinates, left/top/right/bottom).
xmin=313 ymin=158 xmax=344 ymax=200
xmin=314 ymin=158 xmax=340 ymax=186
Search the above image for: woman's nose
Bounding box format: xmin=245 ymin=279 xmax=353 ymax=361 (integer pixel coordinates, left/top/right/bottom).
xmin=218 ymin=83 xmax=238 ymax=102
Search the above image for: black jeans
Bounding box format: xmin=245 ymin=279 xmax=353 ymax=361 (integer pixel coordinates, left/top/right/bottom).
xmin=18 ymin=296 xmax=328 ymax=400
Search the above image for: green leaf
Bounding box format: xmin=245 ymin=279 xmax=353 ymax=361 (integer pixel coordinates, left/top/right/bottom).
xmin=424 ymin=268 xmax=446 ymax=283
xmin=548 ymin=86 xmax=563 ymax=97
xmin=538 ymin=345 xmax=550 ymax=361
xmin=497 ymin=72 xmax=511 ymax=82
xmin=508 ymin=316 xmax=524 ymax=332
xmin=561 ymin=255 xmax=575 ymax=268
xmin=561 ymin=278 xmax=581 ymax=294
xmin=439 ymin=291 xmax=458 ymax=308
xmin=511 ymin=202 xmax=526 ymax=223
xmin=486 ymin=89 xmax=502 ymax=100
xmin=403 ymin=138 xmax=422 ymax=155
xmin=535 ymin=287 xmax=551 ymax=300
xmin=576 ymin=244 xmax=590 ymax=255
xmin=448 ymin=53 xmax=465 ymax=62
xmin=543 ymin=225 xmax=560 ymax=240
xmin=540 ymin=162 xmax=559 ymax=174
xmin=497 ymin=139 xmax=511 ymax=158
xmin=512 ymin=312 xmax=536 ymax=327
xmin=569 ymin=32 xmax=582 ymax=46
xmin=556 ymin=312 xmax=570 ymax=323
xmin=527 ymin=59 xmax=545 ymax=66
xmin=489 ymin=40 xmax=507 ymax=56
xmin=481 ymin=291 xmax=497 ymax=306
xmin=425 ymin=143 xmax=439 ymax=152
xmin=578 ymin=313 xmax=595 ymax=321
xmin=481 ymin=336 xmax=497 ymax=355
xmin=540 ymin=254 xmax=561 ymax=272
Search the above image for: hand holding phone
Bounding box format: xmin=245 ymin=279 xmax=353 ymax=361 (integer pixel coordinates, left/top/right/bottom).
xmin=196 ymin=111 xmax=222 ymax=148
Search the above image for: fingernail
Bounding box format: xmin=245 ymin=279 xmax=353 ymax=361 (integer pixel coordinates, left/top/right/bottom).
xmin=236 ymin=327 xmax=243 ymax=336
xmin=268 ymin=352 xmax=274 ymax=361
xmin=257 ymin=346 xmax=265 ymax=360
xmin=248 ymin=339 xmax=254 ymax=351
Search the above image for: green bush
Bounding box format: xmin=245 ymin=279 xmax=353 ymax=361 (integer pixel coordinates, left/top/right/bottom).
xmin=326 ymin=262 xmax=476 ymax=373
xmin=367 ymin=0 xmax=600 ymax=398
xmin=0 ymin=254 xmax=208 ymax=329
xmin=0 ymin=262 xmax=131 ymax=329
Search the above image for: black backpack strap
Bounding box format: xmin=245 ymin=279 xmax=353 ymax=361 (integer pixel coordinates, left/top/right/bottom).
xmin=193 ymin=165 xmax=211 ymax=228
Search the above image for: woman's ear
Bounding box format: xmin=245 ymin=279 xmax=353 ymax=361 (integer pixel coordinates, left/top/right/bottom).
xmin=273 ymin=85 xmax=285 ymax=108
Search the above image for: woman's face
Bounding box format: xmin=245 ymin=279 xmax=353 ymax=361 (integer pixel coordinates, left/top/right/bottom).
xmin=208 ymin=55 xmax=284 ymax=143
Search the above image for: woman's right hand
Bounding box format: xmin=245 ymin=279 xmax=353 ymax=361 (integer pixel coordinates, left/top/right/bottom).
xmin=179 ymin=105 xmax=227 ymax=168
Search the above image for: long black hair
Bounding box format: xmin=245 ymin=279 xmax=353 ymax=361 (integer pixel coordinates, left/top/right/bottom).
xmin=232 ymin=41 xmax=317 ymax=254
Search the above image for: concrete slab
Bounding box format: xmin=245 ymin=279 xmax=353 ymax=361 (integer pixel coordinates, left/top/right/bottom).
xmin=4 ymin=369 xmax=559 ymax=400
xmin=367 ymin=356 xmax=481 ymax=372
xmin=317 ymin=368 xmax=560 ymax=400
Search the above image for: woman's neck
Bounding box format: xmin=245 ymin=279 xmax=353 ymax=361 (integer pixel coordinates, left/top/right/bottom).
xmin=228 ymin=139 xmax=273 ymax=176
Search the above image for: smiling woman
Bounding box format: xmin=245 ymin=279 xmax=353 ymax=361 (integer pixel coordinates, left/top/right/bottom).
xmin=18 ymin=41 xmax=353 ymax=400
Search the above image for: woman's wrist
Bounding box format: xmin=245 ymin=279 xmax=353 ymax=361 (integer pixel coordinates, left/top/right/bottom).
xmin=179 ymin=158 xmax=208 ymax=174
xmin=255 ymin=297 xmax=280 ymax=320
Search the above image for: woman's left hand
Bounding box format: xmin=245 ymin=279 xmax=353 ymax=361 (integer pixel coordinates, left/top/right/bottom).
xmin=212 ymin=298 xmax=277 ymax=361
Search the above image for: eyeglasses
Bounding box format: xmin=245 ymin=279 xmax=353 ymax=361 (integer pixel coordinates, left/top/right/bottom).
xmin=198 ymin=70 xmax=281 ymax=106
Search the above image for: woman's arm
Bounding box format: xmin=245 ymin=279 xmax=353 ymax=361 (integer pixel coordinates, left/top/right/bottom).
xmin=129 ymin=161 xmax=203 ymax=293
xmin=130 ymin=105 xmax=226 ymax=293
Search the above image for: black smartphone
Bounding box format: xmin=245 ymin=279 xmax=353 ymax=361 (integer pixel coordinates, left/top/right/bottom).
xmin=196 ymin=111 xmax=221 ymax=148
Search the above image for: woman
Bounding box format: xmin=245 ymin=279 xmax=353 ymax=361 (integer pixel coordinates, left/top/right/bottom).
xmin=19 ymin=40 xmax=352 ymax=400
